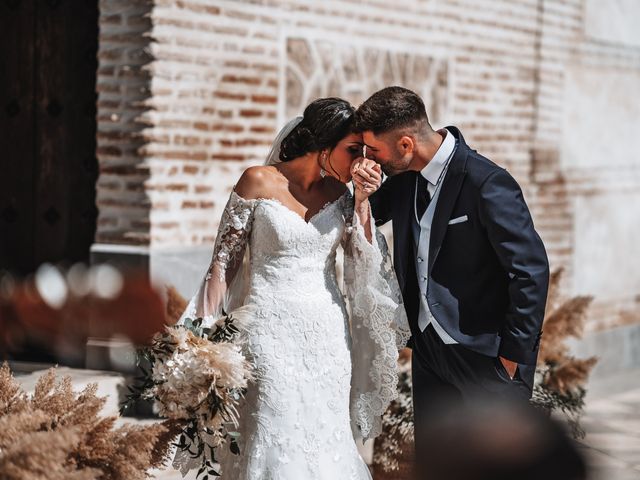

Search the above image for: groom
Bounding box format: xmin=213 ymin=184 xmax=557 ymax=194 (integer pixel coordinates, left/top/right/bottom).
xmin=352 ymin=86 xmax=550 ymax=454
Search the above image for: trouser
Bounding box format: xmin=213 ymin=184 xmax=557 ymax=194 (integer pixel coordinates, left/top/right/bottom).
xmin=411 ymin=324 xmax=532 ymax=474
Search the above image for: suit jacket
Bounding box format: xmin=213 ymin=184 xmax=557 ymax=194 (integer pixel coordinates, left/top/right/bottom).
xmin=370 ymin=127 xmax=549 ymax=374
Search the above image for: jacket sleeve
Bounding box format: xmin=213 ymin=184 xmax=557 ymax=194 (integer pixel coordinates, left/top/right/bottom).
xmin=369 ymin=176 xmax=395 ymax=227
xmin=478 ymin=168 xmax=550 ymax=365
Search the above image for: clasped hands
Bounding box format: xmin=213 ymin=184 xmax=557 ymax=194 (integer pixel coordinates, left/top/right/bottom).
xmin=351 ymin=157 xmax=382 ymax=202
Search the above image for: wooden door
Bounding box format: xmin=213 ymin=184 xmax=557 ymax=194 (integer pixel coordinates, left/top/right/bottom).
xmin=0 ymin=0 xmax=99 ymax=276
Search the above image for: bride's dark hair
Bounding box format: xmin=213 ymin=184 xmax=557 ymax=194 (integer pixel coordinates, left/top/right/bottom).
xmin=279 ymin=98 xmax=355 ymax=162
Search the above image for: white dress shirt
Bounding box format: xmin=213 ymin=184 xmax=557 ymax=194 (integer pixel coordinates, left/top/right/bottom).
xmin=412 ymin=128 xmax=458 ymax=342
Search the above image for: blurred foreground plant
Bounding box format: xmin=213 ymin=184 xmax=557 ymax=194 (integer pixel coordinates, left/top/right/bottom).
xmin=531 ymin=268 xmax=598 ymax=438
xmin=0 ymin=362 xmax=171 ymax=480
xmin=0 ymin=264 xmax=166 ymax=366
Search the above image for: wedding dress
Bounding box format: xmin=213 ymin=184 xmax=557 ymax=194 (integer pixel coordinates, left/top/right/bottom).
xmin=173 ymin=184 xmax=409 ymax=479
xmin=174 ymin=189 xmax=410 ymax=478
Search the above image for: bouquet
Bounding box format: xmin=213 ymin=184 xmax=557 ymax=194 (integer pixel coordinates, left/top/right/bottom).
xmin=121 ymin=309 xmax=253 ymax=478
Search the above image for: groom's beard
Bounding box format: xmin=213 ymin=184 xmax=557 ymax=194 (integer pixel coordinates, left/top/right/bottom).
xmin=380 ymin=153 xmax=412 ymax=177
xmin=380 ymin=164 xmax=400 ymax=176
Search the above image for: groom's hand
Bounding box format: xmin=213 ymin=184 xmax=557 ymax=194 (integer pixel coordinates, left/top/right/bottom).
xmin=351 ymin=158 xmax=382 ymax=198
xmin=499 ymin=356 xmax=518 ymax=379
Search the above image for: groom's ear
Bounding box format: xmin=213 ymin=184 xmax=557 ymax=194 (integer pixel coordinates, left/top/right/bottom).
xmin=397 ymin=135 xmax=415 ymax=155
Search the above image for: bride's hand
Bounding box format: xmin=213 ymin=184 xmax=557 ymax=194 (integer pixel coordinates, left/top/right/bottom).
xmin=351 ymin=158 xmax=382 ymax=204
xmin=351 ymin=158 xmax=381 ymax=243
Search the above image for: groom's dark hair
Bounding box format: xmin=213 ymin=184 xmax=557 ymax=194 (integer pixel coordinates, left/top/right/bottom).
xmin=354 ymin=86 xmax=432 ymax=135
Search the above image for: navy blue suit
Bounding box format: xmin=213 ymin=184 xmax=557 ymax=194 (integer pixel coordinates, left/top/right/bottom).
xmin=370 ymin=127 xmax=549 ymax=403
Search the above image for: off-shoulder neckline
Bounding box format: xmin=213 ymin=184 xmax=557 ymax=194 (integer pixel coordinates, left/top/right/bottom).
xmin=230 ymin=189 xmax=350 ymax=225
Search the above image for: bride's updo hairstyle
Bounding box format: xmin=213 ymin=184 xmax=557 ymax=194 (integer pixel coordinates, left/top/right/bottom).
xmin=279 ymin=98 xmax=355 ymax=162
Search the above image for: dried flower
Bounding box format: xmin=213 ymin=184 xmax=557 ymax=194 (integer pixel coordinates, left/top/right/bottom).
xmin=0 ymin=362 xmax=168 ymax=479
xmin=122 ymin=309 xmax=253 ymax=478
xmin=532 ymin=268 xmax=598 ymax=438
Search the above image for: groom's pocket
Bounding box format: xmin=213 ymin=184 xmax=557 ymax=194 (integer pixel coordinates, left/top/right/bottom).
xmin=448 ymin=215 xmax=468 ymax=225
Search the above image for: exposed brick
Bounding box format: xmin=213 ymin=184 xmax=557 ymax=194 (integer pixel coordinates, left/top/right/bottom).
xmin=250 ymin=125 xmax=274 ymax=133
xmin=195 ymin=185 xmax=213 ymax=194
xmin=92 ymin=0 xmax=640 ymax=332
xmin=182 ymin=165 xmax=199 ymax=174
xmin=164 ymin=183 xmax=188 ymax=192
xmin=210 ymin=124 xmax=244 ymax=133
xmin=210 ymin=154 xmax=245 ymax=161
xmin=102 ymin=14 xmax=122 ymax=25
xmin=99 ymin=48 xmax=125 ymax=61
xmin=240 ymin=109 xmax=263 ymax=118
xmin=251 ymin=94 xmax=277 ymax=104
xmin=214 ymin=91 xmax=247 ymax=101
xmin=156 ymin=221 xmax=179 ymax=229
xmin=99 ymin=164 xmax=150 ymax=176
xmin=97 ymin=146 xmax=123 ymax=157
xmin=221 ymin=74 xmax=261 ymax=86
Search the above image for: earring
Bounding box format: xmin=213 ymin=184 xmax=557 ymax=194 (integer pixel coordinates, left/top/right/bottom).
xmin=320 ymin=153 xmax=327 ymax=178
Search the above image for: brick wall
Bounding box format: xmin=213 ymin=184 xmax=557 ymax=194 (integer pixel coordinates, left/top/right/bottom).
xmin=95 ymin=0 xmax=640 ymax=331
xmin=96 ymin=0 xmax=155 ymax=245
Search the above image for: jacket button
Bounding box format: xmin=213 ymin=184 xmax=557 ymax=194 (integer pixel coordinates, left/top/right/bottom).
xmin=417 ymin=257 xmax=424 ymax=263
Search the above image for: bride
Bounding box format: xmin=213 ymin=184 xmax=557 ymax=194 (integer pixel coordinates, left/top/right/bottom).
xmin=175 ymin=97 xmax=410 ymax=479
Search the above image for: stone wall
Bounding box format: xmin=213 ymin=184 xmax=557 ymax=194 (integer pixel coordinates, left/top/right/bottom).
xmin=94 ymin=0 xmax=640 ymax=333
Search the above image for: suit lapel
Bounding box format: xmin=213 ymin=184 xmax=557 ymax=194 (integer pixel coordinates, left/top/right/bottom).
xmin=428 ymin=137 xmax=469 ymax=274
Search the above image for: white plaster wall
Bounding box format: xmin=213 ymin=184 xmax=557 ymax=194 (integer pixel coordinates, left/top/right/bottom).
xmin=572 ymin=191 xmax=640 ymax=299
xmin=561 ymin=65 xmax=640 ymax=171
xmin=584 ymin=0 xmax=640 ymax=48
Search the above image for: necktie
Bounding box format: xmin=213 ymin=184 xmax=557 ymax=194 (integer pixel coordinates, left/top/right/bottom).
xmin=415 ymin=174 xmax=431 ymax=222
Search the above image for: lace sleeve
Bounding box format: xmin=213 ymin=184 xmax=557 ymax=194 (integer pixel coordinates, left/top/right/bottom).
xmin=341 ymin=196 xmax=411 ymax=441
xmin=178 ymin=191 xmax=257 ymax=327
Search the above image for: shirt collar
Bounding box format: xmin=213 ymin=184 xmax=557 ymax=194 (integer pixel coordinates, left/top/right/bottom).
xmin=420 ymin=128 xmax=456 ymax=186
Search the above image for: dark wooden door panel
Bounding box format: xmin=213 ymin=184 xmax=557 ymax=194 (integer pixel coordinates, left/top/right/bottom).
xmin=0 ymin=0 xmax=37 ymax=274
xmin=0 ymin=0 xmax=98 ymax=275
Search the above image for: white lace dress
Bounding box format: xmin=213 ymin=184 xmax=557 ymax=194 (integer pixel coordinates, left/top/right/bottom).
xmin=174 ymin=189 xmax=409 ymax=479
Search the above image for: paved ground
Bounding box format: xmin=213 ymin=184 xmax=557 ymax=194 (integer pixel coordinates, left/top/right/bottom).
xmin=149 ymin=369 xmax=640 ymax=479
xmin=577 ymin=368 xmax=640 ymax=480
xmin=9 ymin=361 xmax=640 ymax=479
